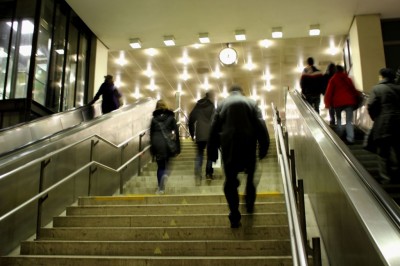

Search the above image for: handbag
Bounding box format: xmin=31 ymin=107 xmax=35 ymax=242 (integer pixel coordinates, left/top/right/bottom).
xmin=157 ymin=121 xmax=178 ymax=155
xmin=354 ymin=90 xmax=364 ymax=110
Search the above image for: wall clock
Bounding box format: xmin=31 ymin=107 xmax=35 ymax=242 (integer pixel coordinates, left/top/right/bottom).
xmin=219 ymin=47 xmax=237 ymax=66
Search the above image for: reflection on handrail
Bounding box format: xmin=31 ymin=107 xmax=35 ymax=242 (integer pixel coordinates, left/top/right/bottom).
xmin=291 ymin=90 xmax=400 ymax=230
xmin=272 ymin=102 xmax=308 ymax=266
xmin=0 ymin=128 xmax=149 ymax=181
xmin=0 ymin=145 xmax=151 ymax=224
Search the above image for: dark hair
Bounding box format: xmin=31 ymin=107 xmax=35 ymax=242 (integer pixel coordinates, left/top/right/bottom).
xmin=379 ymin=68 xmax=396 ymax=82
xmin=205 ymin=90 xmax=215 ymax=99
xmin=336 ymin=65 xmax=344 ymax=72
xmin=307 ymin=57 xmax=314 ymax=66
xmin=326 ymin=63 xmax=336 ymax=75
xmin=230 ymin=85 xmax=243 ymax=93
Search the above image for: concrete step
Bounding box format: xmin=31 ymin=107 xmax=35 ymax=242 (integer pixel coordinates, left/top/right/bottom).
xmin=53 ymin=213 xmax=288 ymax=228
xmin=78 ymin=193 xmax=285 ymax=206
xmin=0 ymin=255 xmax=293 ymax=266
xmin=40 ymin=225 xmax=290 ymax=241
xmin=66 ymin=202 xmax=286 ymax=216
xmin=20 ymin=239 xmax=291 ymax=256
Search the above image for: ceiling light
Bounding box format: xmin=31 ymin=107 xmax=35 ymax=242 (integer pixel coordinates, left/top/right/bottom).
xmin=198 ymin=33 xmax=210 ymax=44
xmin=235 ymin=30 xmax=246 ymax=41
xmin=129 ymin=38 xmax=141 ymax=49
xmin=145 ymin=48 xmax=158 ymax=56
xmin=163 ymin=35 xmax=175 ymax=46
xmin=272 ymin=27 xmax=283 ymax=38
xmin=309 ymin=24 xmax=320 ymax=36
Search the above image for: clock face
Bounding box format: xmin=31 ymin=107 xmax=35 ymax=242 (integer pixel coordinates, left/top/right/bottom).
xmin=219 ymin=47 xmax=237 ymax=65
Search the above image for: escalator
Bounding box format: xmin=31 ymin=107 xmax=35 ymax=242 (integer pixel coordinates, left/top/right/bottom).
xmin=347 ymin=128 xmax=400 ymax=204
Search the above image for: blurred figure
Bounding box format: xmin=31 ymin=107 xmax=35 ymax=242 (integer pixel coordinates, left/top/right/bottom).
xmin=324 ymin=65 xmax=359 ymax=144
xmin=208 ymin=85 xmax=270 ymax=228
xmin=300 ymin=57 xmax=324 ymax=113
xmin=150 ymin=100 xmax=181 ymax=194
xmin=395 ymin=66 xmax=400 ymax=85
xmin=322 ymin=63 xmax=337 ymax=125
xmin=89 ymin=75 xmax=121 ymax=114
xmin=367 ymin=68 xmax=400 ymax=184
xmin=189 ymin=90 xmax=215 ymax=185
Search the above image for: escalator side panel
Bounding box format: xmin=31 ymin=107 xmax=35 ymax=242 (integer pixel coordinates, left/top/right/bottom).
xmin=286 ymin=92 xmax=400 ymax=266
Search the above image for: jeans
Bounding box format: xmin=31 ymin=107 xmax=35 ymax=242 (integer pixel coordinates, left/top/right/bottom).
xmin=195 ymin=141 xmax=213 ymax=177
xmin=335 ymin=106 xmax=354 ymax=143
xmin=156 ymin=158 xmax=169 ymax=190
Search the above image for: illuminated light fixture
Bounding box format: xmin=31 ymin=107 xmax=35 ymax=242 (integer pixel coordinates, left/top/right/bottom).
xmin=163 ymin=35 xmax=175 ymax=46
xmin=235 ymin=30 xmax=246 ymax=41
xmin=272 ymin=27 xmax=283 ymax=39
xmin=198 ymin=32 xmax=210 ymax=44
xmin=145 ymin=48 xmax=158 ymax=56
xmin=55 ymin=49 xmax=64 ymax=55
xmin=309 ymin=24 xmax=320 ymax=36
xmin=244 ymin=55 xmax=255 ymax=71
xmin=180 ymin=69 xmax=190 ymax=81
xmin=19 ymin=45 xmax=32 ymax=56
xmin=260 ymin=39 xmax=272 ymax=48
xmin=129 ymin=38 xmax=141 ymax=49
xmin=0 ymin=48 xmax=7 ymax=58
xmin=7 ymin=20 xmax=34 ymax=34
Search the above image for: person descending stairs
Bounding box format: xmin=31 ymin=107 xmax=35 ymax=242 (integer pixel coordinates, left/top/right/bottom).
xmin=1 ymin=138 xmax=295 ymax=265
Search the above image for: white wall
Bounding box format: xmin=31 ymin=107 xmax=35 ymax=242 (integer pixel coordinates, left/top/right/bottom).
xmin=349 ymin=14 xmax=386 ymax=93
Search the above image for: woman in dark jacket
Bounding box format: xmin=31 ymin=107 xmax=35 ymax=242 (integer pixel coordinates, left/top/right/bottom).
xmin=150 ymin=100 xmax=181 ymax=194
xmin=367 ymin=68 xmax=400 ymax=183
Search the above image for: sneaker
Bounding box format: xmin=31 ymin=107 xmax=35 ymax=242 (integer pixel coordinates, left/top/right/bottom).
xmin=155 ymin=189 xmax=165 ymax=195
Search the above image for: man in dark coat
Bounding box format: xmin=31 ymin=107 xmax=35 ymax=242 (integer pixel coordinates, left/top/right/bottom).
xmin=208 ymin=85 xmax=270 ymax=228
xmin=367 ymin=68 xmax=400 ymax=183
xmin=189 ymin=90 xmax=215 ymax=184
xmin=89 ymin=75 xmax=121 ymax=114
xmin=300 ymin=57 xmax=324 ymax=113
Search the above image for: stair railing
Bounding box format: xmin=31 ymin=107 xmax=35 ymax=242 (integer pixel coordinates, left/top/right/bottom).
xmin=272 ymin=103 xmax=308 ymax=266
xmin=0 ymin=129 xmax=151 ymax=240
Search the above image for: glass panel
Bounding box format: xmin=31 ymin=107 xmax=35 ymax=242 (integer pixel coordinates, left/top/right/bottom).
xmin=0 ymin=20 xmax=11 ymax=99
xmin=75 ymin=33 xmax=88 ymax=107
xmin=14 ymin=19 xmax=34 ymax=99
xmin=63 ymin=25 xmax=78 ymax=111
xmin=33 ymin=0 xmax=54 ymax=105
xmin=47 ymin=4 xmax=67 ymax=112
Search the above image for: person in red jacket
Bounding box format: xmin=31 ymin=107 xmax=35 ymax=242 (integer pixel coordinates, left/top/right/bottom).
xmin=324 ymin=65 xmax=359 ymax=144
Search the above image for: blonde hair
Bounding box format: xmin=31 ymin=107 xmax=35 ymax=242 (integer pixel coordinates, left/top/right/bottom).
xmin=155 ymin=99 xmax=169 ymax=110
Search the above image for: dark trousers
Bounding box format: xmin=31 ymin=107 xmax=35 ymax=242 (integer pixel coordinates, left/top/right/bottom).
xmin=195 ymin=141 xmax=213 ymax=176
xmin=223 ymin=163 xmax=256 ymax=222
xmin=304 ymin=94 xmax=321 ymax=114
xmin=377 ymin=138 xmax=400 ymax=181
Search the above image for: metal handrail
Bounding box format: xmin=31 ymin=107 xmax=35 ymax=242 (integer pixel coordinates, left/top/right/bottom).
xmin=0 ymin=145 xmax=151 ymax=223
xmin=0 ymin=128 xmax=149 ymax=181
xmin=291 ymin=90 xmax=400 ymax=230
xmin=272 ymin=102 xmax=308 ymax=266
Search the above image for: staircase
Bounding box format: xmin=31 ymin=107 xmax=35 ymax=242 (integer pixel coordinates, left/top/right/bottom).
xmin=1 ymin=138 xmax=293 ymax=265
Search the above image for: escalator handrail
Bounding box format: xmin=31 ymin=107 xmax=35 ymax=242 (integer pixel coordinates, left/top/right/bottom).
xmin=272 ymin=102 xmax=308 ymax=266
xmin=290 ymin=90 xmax=400 ymax=229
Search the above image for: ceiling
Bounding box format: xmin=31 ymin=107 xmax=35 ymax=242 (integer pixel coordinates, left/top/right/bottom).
xmin=66 ymin=0 xmax=400 ymax=117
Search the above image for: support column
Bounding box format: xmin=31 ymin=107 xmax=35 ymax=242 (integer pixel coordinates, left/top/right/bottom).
xmin=349 ymin=14 xmax=386 ymax=93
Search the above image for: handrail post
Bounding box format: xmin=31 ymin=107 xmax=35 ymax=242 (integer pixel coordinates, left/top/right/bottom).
xmin=290 ymin=149 xmax=297 ymax=201
xmin=138 ymin=132 xmax=146 ymax=176
xmin=36 ymin=159 xmax=50 ymax=240
xmin=119 ymin=144 xmax=128 ymax=195
xmin=298 ymin=179 xmax=308 ymax=249
xmin=88 ymin=139 xmax=99 ymax=196
xmin=312 ymin=237 xmax=322 ymax=266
